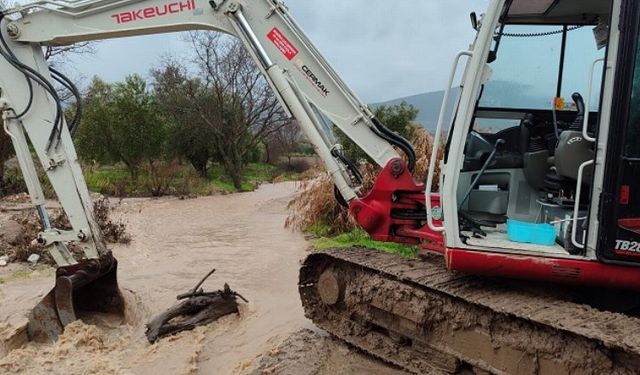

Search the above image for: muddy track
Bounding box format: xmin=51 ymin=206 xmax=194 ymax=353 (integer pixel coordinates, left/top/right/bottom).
xmin=299 ymin=248 xmax=640 ymax=374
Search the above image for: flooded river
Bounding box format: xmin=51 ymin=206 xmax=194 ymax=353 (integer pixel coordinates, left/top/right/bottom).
xmin=0 ymin=182 xmax=405 ymax=374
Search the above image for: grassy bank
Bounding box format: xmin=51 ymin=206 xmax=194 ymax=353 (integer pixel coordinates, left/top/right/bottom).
xmin=311 ymin=228 xmax=418 ymax=258
xmin=84 ymin=162 xmax=300 ymax=197
xmin=0 ymin=265 xmax=53 ymax=284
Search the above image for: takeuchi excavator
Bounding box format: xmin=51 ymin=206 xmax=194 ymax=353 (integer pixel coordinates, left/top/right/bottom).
xmin=2 ymin=0 xmax=640 ymax=373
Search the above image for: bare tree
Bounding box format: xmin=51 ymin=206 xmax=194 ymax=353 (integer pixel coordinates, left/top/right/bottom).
xmin=46 ymin=44 xmax=96 ymax=103
xmin=264 ymin=119 xmax=302 ymax=167
xmin=183 ymin=32 xmax=288 ymax=189
xmin=45 ymin=43 xmax=96 ymax=62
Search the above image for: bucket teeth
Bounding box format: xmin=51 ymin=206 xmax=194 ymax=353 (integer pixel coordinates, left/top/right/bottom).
xmin=28 ymin=290 xmax=64 ymax=342
xmin=55 ymin=276 xmax=76 ymax=327
xmin=27 ymin=254 xmax=124 ymax=342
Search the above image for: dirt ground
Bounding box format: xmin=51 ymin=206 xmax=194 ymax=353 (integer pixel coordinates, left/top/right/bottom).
xmin=0 ymin=182 xmax=406 ymax=375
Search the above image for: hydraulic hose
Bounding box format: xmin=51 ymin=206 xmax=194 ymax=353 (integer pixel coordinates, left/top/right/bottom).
xmin=330 ymin=148 xmax=362 ymax=208
xmin=371 ymin=117 xmax=416 ymax=172
xmin=330 ymin=148 xmax=363 ymax=185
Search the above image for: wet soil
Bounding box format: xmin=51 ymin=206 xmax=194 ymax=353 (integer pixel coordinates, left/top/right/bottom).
xmin=0 ymin=182 xmax=399 ymax=374
xmin=0 ymin=195 xmax=130 ymax=265
xmin=249 ymin=329 xmax=409 ymax=375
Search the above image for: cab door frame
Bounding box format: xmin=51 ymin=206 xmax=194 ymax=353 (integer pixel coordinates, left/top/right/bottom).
xmin=596 ymin=0 xmax=640 ymax=265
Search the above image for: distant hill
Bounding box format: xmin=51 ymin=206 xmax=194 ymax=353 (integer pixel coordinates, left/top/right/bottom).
xmin=372 ymin=88 xmax=459 ymax=133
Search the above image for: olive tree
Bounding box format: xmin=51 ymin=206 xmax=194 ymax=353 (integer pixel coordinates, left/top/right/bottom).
xmin=152 ymin=63 xmax=216 ymax=177
xmin=337 ymin=101 xmax=419 ymax=163
xmin=177 ymin=32 xmax=288 ymax=190
xmin=75 ymin=75 xmax=167 ymax=178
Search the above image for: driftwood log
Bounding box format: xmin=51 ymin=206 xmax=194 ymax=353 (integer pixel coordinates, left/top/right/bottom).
xmin=145 ymin=269 xmax=247 ymax=343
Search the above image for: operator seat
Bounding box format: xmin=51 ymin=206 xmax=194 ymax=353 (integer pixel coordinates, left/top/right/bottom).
xmin=543 ymin=93 xmax=595 ymax=197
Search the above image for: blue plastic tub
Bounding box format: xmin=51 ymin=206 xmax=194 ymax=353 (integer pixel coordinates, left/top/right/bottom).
xmin=506 ymin=219 xmax=556 ymax=246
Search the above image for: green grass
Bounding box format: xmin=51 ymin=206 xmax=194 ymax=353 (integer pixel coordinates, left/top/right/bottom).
xmin=307 ymin=223 xmax=335 ymax=237
xmin=84 ymin=166 xmax=130 ymax=192
xmin=6 ymin=269 xmax=33 ymax=281
xmin=312 ymin=228 xmax=418 ymax=258
xmin=0 ymin=266 xmax=53 ymax=284
xmin=206 ymin=165 xmax=256 ymax=192
xmin=208 ymin=163 xmax=299 ymax=191
xmin=83 ymin=162 xmax=299 ymax=197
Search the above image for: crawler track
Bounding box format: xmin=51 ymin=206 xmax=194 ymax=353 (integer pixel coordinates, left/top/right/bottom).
xmin=299 ymin=248 xmax=640 ymax=374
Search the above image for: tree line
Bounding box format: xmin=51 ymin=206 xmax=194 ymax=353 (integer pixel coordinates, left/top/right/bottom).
xmin=74 ymin=33 xmax=306 ymax=191
xmin=0 ymin=31 xmax=420 ymax=197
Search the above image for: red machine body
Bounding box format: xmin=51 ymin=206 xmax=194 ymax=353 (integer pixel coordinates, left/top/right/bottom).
xmin=349 ymin=159 xmax=640 ymax=292
xmin=349 ymin=159 xmax=444 ymax=253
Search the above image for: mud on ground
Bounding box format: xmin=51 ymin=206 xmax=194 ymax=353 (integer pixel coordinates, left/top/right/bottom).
xmin=0 ymin=193 xmax=51 ymax=264
xmin=0 ymin=194 xmax=129 ymax=265
xmin=250 ymin=329 xmax=410 ymax=375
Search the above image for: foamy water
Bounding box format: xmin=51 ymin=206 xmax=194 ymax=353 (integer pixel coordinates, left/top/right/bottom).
xmin=1 ymin=182 xmax=312 ymax=374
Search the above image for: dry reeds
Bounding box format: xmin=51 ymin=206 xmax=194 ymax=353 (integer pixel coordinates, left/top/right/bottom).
xmin=286 ymin=128 xmax=445 ymax=234
xmin=284 ymin=167 xmax=356 ymax=235
xmin=411 ymin=127 xmax=445 ymax=191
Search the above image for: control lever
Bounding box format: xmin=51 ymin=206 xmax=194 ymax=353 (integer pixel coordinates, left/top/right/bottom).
xmin=520 ymin=113 xmax=534 ymax=153
xmin=522 ymin=113 xmax=536 ymax=128
xmin=569 ymin=92 xmax=586 ymax=131
xmin=459 ymin=138 xmax=505 ymax=210
xmin=458 ymin=139 xmax=505 ymax=236
xmin=572 ymin=92 xmax=586 ymax=116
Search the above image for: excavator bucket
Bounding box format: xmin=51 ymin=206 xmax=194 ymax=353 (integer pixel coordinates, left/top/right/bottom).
xmin=27 ymin=253 xmax=124 ymax=342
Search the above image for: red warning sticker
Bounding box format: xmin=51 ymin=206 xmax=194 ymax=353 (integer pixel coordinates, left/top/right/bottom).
xmin=267 ymin=28 xmax=299 ymax=60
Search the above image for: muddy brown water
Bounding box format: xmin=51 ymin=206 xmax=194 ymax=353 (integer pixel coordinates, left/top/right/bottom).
xmin=0 ymin=182 xmax=404 ymax=374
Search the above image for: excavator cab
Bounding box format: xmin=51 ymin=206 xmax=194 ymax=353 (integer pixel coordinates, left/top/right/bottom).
xmin=456 ymin=13 xmax=607 ymax=252
xmin=428 ymin=0 xmax=640 ymax=287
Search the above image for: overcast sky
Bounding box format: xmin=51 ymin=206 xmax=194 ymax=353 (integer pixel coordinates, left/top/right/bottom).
xmin=68 ymin=0 xmax=489 ymax=103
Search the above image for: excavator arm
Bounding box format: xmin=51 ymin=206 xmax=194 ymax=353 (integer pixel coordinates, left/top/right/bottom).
xmin=2 ymin=0 xmax=407 ymax=208
xmin=0 ymin=0 xmax=437 ymax=340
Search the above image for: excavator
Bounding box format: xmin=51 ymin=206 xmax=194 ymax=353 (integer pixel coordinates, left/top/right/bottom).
xmin=2 ymin=0 xmax=640 ymax=373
